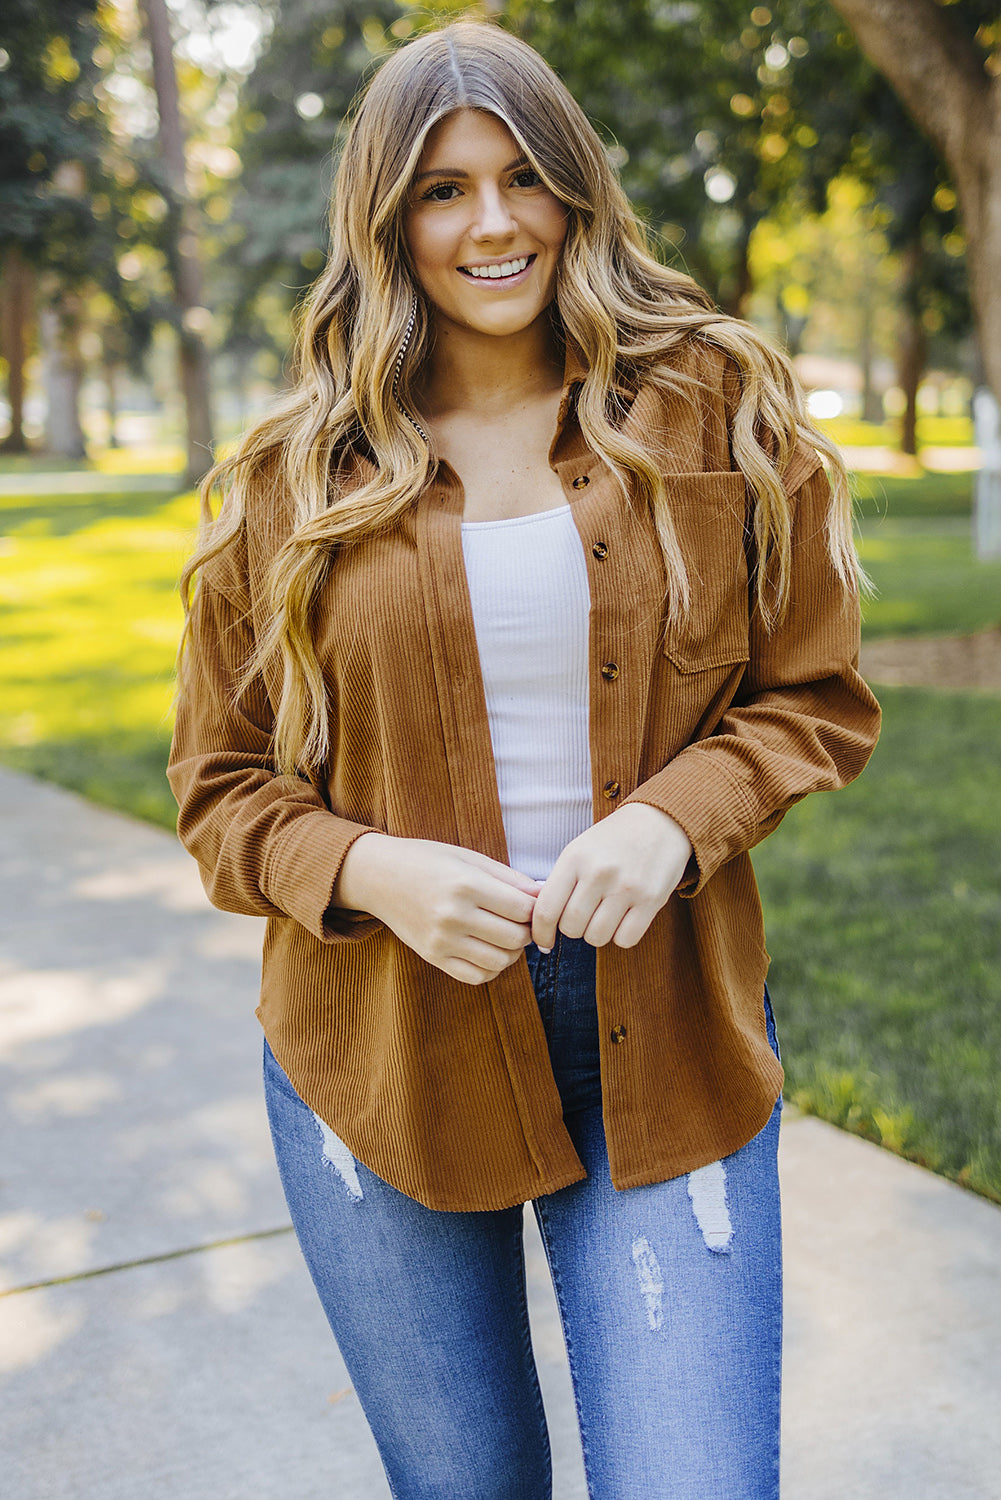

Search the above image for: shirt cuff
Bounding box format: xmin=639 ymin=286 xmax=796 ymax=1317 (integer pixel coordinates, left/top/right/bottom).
xmin=263 ymin=810 xmax=385 ymax=942
xmin=621 ymin=750 xmax=758 ymax=898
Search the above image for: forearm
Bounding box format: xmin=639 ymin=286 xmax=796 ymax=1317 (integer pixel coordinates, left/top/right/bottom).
xmin=329 ymin=829 xmax=393 ymax=918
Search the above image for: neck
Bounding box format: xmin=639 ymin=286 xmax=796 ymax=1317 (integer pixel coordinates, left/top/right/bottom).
xmin=417 ymin=312 xmax=565 ymax=420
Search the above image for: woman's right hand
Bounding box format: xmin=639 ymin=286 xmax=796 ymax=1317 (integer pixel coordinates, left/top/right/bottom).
xmin=331 ymin=833 xmax=541 ymax=985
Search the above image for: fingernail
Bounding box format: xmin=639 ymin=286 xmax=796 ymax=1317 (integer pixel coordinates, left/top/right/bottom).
xmin=537 ymin=946 xmax=551 ymax=955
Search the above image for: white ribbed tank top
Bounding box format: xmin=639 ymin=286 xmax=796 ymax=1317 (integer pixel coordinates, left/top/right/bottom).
xmin=460 ymin=503 xmax=592 ymax=881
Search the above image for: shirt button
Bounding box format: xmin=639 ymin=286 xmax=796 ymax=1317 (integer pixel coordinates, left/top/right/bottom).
xmin=603 ymin=780 xmax=621 ymax=799
xmin=572 ymin=475 xmax=590 ymax=489
xmin=600 ymin=662 xmax=619 ymax=681
xmin=592 ymin=540 xmax=609 ymax=559
xmin=610 ymin=1024 xmax=627 ymax=1044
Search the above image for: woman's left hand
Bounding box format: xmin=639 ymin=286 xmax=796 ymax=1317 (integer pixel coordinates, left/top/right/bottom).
xmin=530 ymin=803 xmax=693 ymax=952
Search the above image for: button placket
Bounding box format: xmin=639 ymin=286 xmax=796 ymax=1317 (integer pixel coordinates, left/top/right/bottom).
xmin=567 ymin=460 xmax=655 ymax=838
xmin=599 ymin=655 xmax=620 ymax=802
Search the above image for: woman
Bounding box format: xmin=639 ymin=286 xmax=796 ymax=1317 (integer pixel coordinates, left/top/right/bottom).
xmin=168 ymin=19 xmax=880 ymax=1498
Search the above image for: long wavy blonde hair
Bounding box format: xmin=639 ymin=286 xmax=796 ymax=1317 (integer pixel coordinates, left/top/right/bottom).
xmin=180 ymin=18 xmax=862 ymax=776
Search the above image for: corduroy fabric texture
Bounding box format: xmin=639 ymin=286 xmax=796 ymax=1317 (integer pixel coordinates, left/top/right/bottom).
xmin=167 ymin=337 xmax=881 ymax=1211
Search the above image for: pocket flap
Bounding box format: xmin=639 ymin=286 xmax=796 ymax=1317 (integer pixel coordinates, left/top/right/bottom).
xmin=661 ymin=473 xmax=750 ymax=673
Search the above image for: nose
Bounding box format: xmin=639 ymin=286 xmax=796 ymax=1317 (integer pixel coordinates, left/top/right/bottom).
xmin=470 ymin=183 xmax=517 ymax=242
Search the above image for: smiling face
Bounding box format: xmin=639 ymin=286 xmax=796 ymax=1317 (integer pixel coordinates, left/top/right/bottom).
xmin=402 ymin=108 xmax=569 ymax=341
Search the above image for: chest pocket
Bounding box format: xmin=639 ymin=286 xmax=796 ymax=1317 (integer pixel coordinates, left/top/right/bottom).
xmin=661 ymin=473 xmax=751 ymax=673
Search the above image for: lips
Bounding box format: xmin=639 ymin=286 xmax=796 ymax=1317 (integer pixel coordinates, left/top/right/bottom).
xmin=457 ymin=253 xmax=536 ymax=282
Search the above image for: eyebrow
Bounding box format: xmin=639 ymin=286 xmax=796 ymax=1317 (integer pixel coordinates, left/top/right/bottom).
xmin=414 ymin=155 xmax=530 ymax=182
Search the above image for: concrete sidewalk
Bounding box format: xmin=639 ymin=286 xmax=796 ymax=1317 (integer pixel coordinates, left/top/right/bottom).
xmin=1 ymin=765 xmax=998 ymax=1499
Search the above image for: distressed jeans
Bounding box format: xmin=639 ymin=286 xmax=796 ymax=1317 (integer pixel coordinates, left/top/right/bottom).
xmin=263 ymin=935 xmax=783 ymax=1499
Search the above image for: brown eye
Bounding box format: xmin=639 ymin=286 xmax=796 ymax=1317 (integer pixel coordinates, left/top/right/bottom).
xmin=422 ymin=181 xmax=460 ymax=202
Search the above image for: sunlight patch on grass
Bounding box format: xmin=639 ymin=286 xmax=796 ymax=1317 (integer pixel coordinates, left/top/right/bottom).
xmin=0 ymin=487 xmax=197 ymax=788
xmin=94 ymin=445 xmax=186 ymax=475
xmin=820 ymin=414 xmax=975 ymax=449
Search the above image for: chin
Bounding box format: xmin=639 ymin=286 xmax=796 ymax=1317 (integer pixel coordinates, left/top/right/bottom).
xmin=453 ymin=300 xmax=549 ymax=337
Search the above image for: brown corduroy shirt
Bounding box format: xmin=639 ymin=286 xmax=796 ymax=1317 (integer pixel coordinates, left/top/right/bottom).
xmin=167 ymin=337 xmax=881 ymax=1211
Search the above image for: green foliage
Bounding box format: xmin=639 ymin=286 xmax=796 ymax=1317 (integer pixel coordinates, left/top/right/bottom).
xmin=0 ymin=0 xmax=105 ymax=253
xmin=0 ymin=0 xmax=163 ymax=371
xmin=225 ymin=0 xmax=402 ymax=341
xmin=498 ymin=0 xmax=972 ymax=359
xmin=749 ymin=174 xmax=902 ymax=362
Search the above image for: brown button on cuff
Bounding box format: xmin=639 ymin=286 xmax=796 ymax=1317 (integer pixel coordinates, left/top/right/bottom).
xmin=600 ymin=662 xmax=619 ymax=681
xmin=572 ymin=475 xmax=590 ymax=489
xmin=603 ymin=781 xmax=621 ymax=800
xmin=610 ymin=1024 xmax=627 ymax=1044
xmin=592 ymin=541 xmax=609 ymax=559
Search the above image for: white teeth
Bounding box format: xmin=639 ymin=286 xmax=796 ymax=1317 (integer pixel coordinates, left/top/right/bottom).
xmin=463 ymin=256 xmax=530 ymax=279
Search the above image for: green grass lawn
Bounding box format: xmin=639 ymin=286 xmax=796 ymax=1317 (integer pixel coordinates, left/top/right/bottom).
xmin=0 ymin=482 xmax=196 ymax=828
xmin=1 ymin=460 xmax=999 ymax=1200
xmin=860 ymin=517 xmax=1001 ymax=637
xmin=853 ymin=470 xmax=974 ymax=519
xmin=753 ymin=686 xmax=1001 ymax=1203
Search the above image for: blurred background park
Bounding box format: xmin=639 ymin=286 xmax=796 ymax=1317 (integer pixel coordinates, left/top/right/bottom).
xmin=1 ymin=0 xmax=999 ymax=1202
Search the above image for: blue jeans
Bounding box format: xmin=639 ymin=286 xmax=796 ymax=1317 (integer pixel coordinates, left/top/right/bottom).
xmin=264 ymin=936 xmax=783 ymax=1499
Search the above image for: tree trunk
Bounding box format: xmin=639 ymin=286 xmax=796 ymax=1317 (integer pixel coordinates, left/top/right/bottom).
xmin=896 ymin=240 xmax=925 ymax=457
xmin=103 ymin=358 xmax=119 ymax=448
xmin=782 ymin=312 xmax=807 ymax=359
xmin=859 ymin=286 xmax=883 ymax=424
xmin=896 ymin=316 xmax=924 ymax=457
xmin=229 ymin=351 xmax=247 ymax=432
xmin=827 ymin=0 xmax=1001 ymax=407
xmin=722 ymin=216 xmax=755 ymax=319
xmin=0 ymin=246 xmax=34 ymax=453
xmin=138 ymin=0 xmax=215 ymax=487
xmin=39 ymin=293 xmax=87 ymax=459
xmin=956 ymin=99 xmax=1001 ymax=417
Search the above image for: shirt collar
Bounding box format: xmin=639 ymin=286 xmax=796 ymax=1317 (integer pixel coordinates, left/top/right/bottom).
xmin=348 ymin=329 xmax=632 ymax=481
xmin=561 ymin=331 xmax=589 ymax=390
xmin=559 ymin=329 xmax=640 ymax=407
